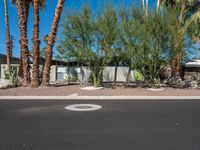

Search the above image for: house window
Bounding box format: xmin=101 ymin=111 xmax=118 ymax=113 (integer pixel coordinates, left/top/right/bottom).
xmin=56 ymin=66 xmax=78 ymax=82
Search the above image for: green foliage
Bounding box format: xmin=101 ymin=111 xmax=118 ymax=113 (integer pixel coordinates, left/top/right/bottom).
xmin=186 ymin=8 xmax=200 ymax=38
xmin=57 ymin=2 xmax=200 ymax=88
xmin=134 ymin=70 xmax=143 ymax=81
xmin=59 ymin=6 xmax=94 ymax=62
xmin=88 ymin=66 xmax=103 ymax=87
xmin=4 ymin=69 xmax=22 ymax=87
xmin=65 ymin=75 xmax=77 ymax=84
xmin=95 ymin=6 xmax=119 ymax=56
xmin=58 ymin=5 xmax=116 ymax=87
xmin=119 ymin=7 xmax=181 ymax=87
xmin=161 ymin=0 xmax=200 ymax=25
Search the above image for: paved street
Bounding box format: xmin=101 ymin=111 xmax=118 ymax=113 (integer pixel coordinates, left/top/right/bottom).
xmin=0 ymin=100 xmax=200 ymax=150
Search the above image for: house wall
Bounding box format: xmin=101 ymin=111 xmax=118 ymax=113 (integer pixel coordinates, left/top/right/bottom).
xmin=0 ymin=64 xmax=20 ymax=79
xmin=103 ymin=67 xmax=134 ymax=82
xmin=52 ymin=66 xmax=90 ymax=83
xmin=51 ymin=66 xmax=135 ymax=83
xmin=0 ymin=55 xmax=21 ymax=79
xmin=0 ymin=64 xmax=43 ymax=80
xmin=50 ymin=65 xmax=57 ymax=82
xmin=0 ymin=64 xmax=136 ymax=83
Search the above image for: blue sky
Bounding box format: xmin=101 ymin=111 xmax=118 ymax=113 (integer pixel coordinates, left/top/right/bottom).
xmin=0 ymin=0 xmax=158 ymax=57
xmin=0 ymin=0 xmax=158 ymax=58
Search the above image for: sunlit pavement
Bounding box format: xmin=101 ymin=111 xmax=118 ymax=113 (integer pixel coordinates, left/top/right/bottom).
xmin=0 ymin=100 xmax=200 ymax=150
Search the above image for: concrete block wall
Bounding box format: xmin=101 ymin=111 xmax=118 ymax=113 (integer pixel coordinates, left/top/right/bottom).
xmin=51 ymin=66 xmax=135 ymax=83
xmin=0 ymin=64 xmax=136 ymax=83
xmin=50 ymin=65 xmax=57 ymax=82
xmin=103 ymin=67 xmax=134 ymax=82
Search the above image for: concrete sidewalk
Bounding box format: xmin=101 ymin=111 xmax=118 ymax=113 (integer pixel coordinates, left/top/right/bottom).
xmin=1 ymin=96 xmax=200 ymax=100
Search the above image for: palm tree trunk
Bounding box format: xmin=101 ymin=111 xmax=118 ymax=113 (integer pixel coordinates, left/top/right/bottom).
xmin=24 ymin=0 xmax=31 ymax=29
xmin=41 ymin=0 xmax=65 ymax=86
xmin=31 ymin=0 xmax=40 ymax=87
xmin=176 ymin=29 xmax=184 ymax=77
xmin=18 ymin=52 xmax=23 ymax=77
xmin=15 ymin=0 xmax=30 ymax=86
xmin=195 ymin=37 xmax=199 ymax=61
xmin=145 ymin=0 xmax=148 ymax=17
xmin=4 ymin=0 xmax=11 ymax=70
xmin=179 ymin=2 xmax=187 ymax=24
xmin=19 ymin=0 xmax=31 ymax=78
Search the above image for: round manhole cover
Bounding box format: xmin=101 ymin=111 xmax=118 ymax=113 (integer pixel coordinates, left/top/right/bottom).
xmin=64 ymin=104 xmax=102 ymax=111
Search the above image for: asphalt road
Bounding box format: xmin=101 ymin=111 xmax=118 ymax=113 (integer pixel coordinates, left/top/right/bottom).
xmin=0 ymin=100 xmax=200 ymax=150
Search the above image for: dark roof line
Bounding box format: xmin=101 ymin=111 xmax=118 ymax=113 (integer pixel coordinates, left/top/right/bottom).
xmin=0 ymin=53 xmax=20 ymax=60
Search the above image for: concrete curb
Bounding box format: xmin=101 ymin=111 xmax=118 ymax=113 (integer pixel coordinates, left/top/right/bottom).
xmin=0 ymin=96 xmax=200 ymax=100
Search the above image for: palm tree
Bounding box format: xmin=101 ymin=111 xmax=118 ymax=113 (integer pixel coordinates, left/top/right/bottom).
xmin=12 ymin=0 xmax=46 ymax=32
xmin=186 ymin=8 xmax=200 ymax=60
xmin=189 ymin=9 xmax=200 ymax=60
xmin=15 ymin=0 xmax=30 ymax=86
xmin=161 ymin=0 xmax=200 ymax=76
xmin=12 ymin=0 xmax=30 ymax=78
xmin=41 ymin=0 xmax=65 ymax=86
xmin=31 ymin=0 xmax=40 ymax=87
xmin=194 ymin=36 xmax=199 ymax=60
xmin=12 ymin=0 xmax=46 ymax=79
xmin=4 ymin=0 xmax=11 ymax=70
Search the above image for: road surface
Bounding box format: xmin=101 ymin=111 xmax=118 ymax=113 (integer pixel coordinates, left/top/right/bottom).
xmin=0 ymin=100 xmax=200 ymax=150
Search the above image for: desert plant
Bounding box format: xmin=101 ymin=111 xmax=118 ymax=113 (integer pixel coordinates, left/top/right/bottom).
xmin=119 ymin=7 xmax=180 ymax=88
xmin=4 ymin=69 xmax=22 ymax=87
xmin=58 ymin=6 xmax=112 ymax=87
xmin=95 ymin=5 xmax=119 ymax=82
xmin=134 ymin=70 xmax=143 ymax=81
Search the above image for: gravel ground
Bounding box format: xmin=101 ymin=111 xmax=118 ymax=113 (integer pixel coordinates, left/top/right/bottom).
xmin=0 ymin=84 xmax=200 ymax=96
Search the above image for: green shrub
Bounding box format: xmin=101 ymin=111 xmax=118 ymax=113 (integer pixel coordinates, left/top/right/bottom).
xmin=134 ymin=70 xmax=143 ymax=81
xmin=88 ymin=69 xmax=103 ymax=87
xmin=4 ymin=69 xmax=22 ymax=87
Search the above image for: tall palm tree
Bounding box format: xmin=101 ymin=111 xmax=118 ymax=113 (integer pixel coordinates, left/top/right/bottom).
xmin=12 ymin=0 xmax=46 ymax=79
xmin=162 ymin=0 xmax=200 ymax=76
xmin=12 ymin=0 xmax=31 ymax=78
xmin=161 ymin=0 xmax=199 ymax=22
xmin=194 ymin=36 xmax=199 ymax=60
xmin=186 ymin=8 xmax=200 ymax=60
xmin=4 ymin=0 xmax=11 ymax=70
xmin=42 ymin=0 xmax=65 ymax=86
xmin=15 ymin=0 xmax=30 ymax=86
xmin=12 ymin=0 xmax=46 ymax=34
xmin=31 ymin=0 xmax=40 ymax=87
